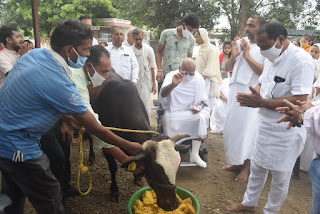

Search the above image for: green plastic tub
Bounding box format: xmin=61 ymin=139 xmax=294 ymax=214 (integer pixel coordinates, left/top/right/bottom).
xmin=127 ymin=186 xmax=200 ymax=214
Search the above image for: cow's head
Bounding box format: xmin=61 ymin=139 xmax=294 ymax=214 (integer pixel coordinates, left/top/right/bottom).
xmin=122 ymin=134 xmax=190 ymax=211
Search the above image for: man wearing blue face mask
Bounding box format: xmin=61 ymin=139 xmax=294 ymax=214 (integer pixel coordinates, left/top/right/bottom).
xmin=228 ymin=21 xmax=314 ymax=213
xmin=156 ymin=13 xmax=200 ymax=93
xmin=159 ymin=57 xmax=210 ymax=168
xmin=0 ymin=20 xmax=142 ymax=214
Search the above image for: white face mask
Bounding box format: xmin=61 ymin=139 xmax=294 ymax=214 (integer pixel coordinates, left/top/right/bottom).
xmin=182 ymin=26 xmax=193 ymax=38
xmin=88 ymin=64 xmax=106 ymax=87
xmin=260 ymin=38 xmax=283 ymax=62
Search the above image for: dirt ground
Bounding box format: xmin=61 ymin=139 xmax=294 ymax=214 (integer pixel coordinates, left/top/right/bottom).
xmin=21 ymin=131 xmax=313 ymax=214
xmin=0 ymin=95 xmax=311 ymax=214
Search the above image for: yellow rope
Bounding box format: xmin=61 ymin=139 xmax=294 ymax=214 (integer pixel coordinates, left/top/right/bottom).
xmin=76 ymin=126 xmax=158 ymax=196
xmin=105 ymin=127 xmax=159 ymax=135
xmin=77 ymin=128 xmax=92 ymax=196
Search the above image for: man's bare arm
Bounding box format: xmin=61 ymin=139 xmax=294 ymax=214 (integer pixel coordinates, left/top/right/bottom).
xmin=242 ymin=39 xmax=263 ymax=75
xmin=156 ymin=43 xmax=165 ymax=81
xmin=243 ymin=56 xmax=264 ymax=76
xmin=161 ymin=83 xmax=176 ymax=97
xmin=160 ymin=72 xmax=185 ymax=97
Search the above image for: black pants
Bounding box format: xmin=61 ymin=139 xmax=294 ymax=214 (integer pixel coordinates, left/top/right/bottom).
xmin=0 ymin=154 xmax=65 ymax=214
xmin=40 ymin=122 xmax=71 ymax=197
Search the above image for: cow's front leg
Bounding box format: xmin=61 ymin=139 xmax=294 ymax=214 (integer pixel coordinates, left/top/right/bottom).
xmin=102 ymin=151 xmax=120 ymax=202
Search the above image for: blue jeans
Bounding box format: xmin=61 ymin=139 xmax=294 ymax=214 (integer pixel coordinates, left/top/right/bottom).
xmin=309 ymin=158 xmax=320 ymax=214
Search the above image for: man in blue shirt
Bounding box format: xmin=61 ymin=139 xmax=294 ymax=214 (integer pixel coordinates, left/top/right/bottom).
xmin=0 ymin=20 xmax=142 ymax=214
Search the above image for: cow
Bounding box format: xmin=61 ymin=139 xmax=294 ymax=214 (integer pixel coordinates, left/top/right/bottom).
xmin=89 ymin=72 xmax=157 ymax=202
xmin=122 ymin=134 xmax=190 ymax=211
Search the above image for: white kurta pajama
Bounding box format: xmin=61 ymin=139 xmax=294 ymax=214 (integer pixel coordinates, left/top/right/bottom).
xmin=223 ymin=43 xmax=264 ymax=165
xmin=195 ymin=28 xmax=222 ymax=110
xmin=210 ymin=76 xmax=230 ymax=134
xmin=132 ymin=44 xmax=156 ymax=121
xmin=160 ymin=70 xmax=210 ymax=139
xmin=242 ymin=44 xmax=314 ymax=214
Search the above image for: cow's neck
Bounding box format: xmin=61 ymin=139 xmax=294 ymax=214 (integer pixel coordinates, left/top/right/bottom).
xmin=153 ymin=186 xmax=180 ymax=211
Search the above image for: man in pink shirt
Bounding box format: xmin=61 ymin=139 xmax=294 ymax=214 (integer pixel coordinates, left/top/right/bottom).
xmin=0 ymin=26 xmax=28 ymax=88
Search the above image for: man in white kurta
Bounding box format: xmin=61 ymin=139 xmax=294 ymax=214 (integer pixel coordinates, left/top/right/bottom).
xmin=228 ymin=21 xmax=314 ymax=214
xmin=223 ymin=16 xmax=266 ymax=182
xmin=160 ymin=58 xmax=210 ymax=168
xmin=106 ymin=27 xmax=139 ymax=84
xmin=131 ymin=28 xmax=157 ymax=121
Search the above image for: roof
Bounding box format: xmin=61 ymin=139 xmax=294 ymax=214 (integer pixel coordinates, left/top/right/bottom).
xmin=93 ymin=18 xmax=135 ymax=28
xmin=286 ymin=29 xmax=320 ymax=37
xmin=105 ymin=22 xmax=134 ymax=27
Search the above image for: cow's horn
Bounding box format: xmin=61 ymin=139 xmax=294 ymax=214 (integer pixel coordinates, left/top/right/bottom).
xmin=170 ymin=134 xmax=190 ymax=143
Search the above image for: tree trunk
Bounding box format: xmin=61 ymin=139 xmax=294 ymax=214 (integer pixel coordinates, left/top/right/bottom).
xmin=237 ymin=0 xmax=249 ymax=37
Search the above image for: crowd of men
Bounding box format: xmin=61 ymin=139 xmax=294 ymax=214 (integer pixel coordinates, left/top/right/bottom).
xmin=0 ymin=12 xmax=319 ymax=214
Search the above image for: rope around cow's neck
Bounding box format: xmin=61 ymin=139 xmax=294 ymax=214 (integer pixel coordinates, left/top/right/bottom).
xmin=105 ymin=127 xmax=159 ymax=135
xmin=76 ymin=126 xmax=159 ymax=196
xmin=77 ymin=129 xmax=92 ymax=196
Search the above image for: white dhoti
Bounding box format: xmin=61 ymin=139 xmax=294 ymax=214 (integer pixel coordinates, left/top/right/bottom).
xmin=204 ymin=78 xmax=219 ymax=109
xmin=223 ymin=83 xmax=259 ymax=165
xmin=210 ymin=77 xmax=229 ymax=134
xmin=162 ymin=107 xmax=210 ymax=139
xmin=136 ymin=83 xmax=151 ymax=121
xmin=210 ymin=99 xmax=227 ymax=134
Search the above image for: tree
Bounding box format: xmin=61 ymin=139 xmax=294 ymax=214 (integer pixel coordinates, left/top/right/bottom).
xmin=217 ymin=0 xmax=308 ymax=40
xmin=0 ymin=0 xmax=33 ymax=36
xmin=115 ymin=0 xmax=220 ymax=39
xmin=0 ymin=0 xmax=116 ymax=38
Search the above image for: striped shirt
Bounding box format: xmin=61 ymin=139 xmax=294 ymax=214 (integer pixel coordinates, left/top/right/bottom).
xmin=0 ymin=49 xmax=87 ymax=161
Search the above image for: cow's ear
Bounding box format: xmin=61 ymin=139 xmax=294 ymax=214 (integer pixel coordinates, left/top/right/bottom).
xmin=121 ymin=153 xmax=146 ymax=169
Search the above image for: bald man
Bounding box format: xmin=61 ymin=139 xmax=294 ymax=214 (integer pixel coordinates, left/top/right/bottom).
xmin=159 ymin=58 xmax=210 ymax=168
xmin=125 ymin=27 xmax=136 ymax=47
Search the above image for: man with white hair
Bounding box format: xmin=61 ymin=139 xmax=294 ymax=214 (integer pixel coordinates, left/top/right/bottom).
xmin=125 ymin=27 xmax=135 ymax=47
xmin=160 ymin=58 xmax=210 ymax=168
xmin=131 ymin=28 xmax=157 ymax=121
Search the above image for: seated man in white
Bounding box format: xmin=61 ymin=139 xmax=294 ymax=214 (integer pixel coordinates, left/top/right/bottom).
xmin=210 ymin=71 xmax=232 ymax=134
xmin=159 ymin=58 xmax=210 ymax=168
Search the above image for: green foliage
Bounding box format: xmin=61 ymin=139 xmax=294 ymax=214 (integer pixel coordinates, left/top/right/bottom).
xmin=115 ymin=0 xmax=220 ymax=39
xmin=217 ymin=0 xmax=308 ymax=39
xmin=0 ymin=0 xmax=116 ymax=39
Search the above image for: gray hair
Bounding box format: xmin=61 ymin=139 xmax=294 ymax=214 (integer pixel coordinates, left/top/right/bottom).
xmin=132 ymin=28 xmax=143 ymax=36
xmin=111 ymin=26 xmax=123 ymax=34
xmin=127 ymin=27 xmax=135 ymax=35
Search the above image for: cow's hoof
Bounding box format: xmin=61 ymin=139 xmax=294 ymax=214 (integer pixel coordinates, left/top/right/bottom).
xmin=134 ymin=177 xmax=144 ymax=187
xmin=110 ymin=192 xmax=120 ymax=203
xmin=88 ymin=157 xmax=95 ymax=166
